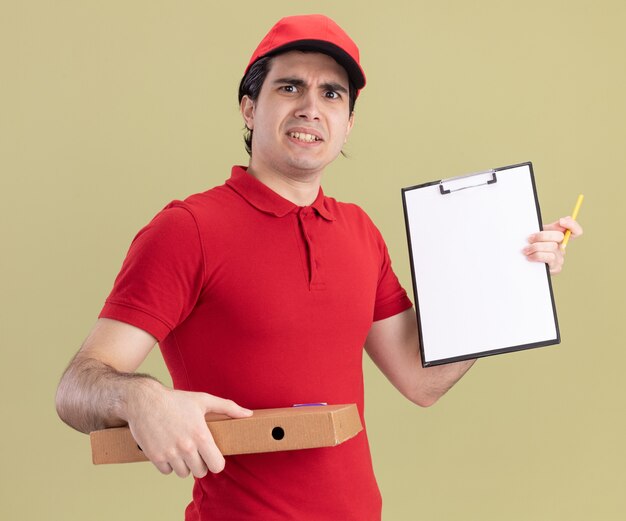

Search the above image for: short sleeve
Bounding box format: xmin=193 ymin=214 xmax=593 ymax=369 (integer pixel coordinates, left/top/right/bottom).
xmin=372 ymin=228 xmax=413 ymax=322
xmin=98 ymin=202 xmax=205 ymax=342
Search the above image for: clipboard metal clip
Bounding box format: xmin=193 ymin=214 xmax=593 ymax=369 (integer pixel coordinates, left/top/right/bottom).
xmin=439 ymin=169 xmax=497 ymax=195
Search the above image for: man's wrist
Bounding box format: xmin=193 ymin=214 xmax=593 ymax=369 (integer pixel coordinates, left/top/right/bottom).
xmin=113 ymin=373 xmax=162 ymax=425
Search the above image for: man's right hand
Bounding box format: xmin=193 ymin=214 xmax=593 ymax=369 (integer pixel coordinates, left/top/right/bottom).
xmin=125 ymin=382 xmax=252 ymax=478
xmin=56 ymin=318 xmax=252 ymax=479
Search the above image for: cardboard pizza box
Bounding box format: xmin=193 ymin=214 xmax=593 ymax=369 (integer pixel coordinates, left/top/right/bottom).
xmin=90 ymin=403 xmax=362 ymax=464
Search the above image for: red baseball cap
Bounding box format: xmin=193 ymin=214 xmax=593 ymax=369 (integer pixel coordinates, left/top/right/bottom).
xmin=244 ymin=14 xmax=366 ymax=92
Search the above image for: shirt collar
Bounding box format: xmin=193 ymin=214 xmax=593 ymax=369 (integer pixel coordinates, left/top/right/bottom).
xmin=226 ymin=166 xmax=336 ymax=221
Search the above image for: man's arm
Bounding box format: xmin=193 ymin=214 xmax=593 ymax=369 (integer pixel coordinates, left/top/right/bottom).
xmin=365 ymin=216 xmax=583 ymax=407
xmin=55 ymin=318 xmax=252 ymax=478
xmin=366 ymin=216 xmax=583 ymax=405
xmin=364 ymin=308 xmax=475 ymax=407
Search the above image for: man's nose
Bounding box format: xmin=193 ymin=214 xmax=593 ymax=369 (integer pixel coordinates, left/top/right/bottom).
xmin=295 ymin=91 xmax=321 ymax=120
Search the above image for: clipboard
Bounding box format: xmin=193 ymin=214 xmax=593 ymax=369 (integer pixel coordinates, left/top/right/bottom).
xmin=401 ymin=162 xmax=559 ymax=366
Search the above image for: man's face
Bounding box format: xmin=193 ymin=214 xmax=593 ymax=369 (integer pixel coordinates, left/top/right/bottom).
xmin=241 ymin=51 xmax=355 ymax=180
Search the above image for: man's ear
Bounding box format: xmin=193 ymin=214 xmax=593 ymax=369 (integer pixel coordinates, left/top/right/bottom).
xmin=344 ymin=111 xmax=355 ymax=143
xmin=241 ymin=95 xmax=255 ymax=130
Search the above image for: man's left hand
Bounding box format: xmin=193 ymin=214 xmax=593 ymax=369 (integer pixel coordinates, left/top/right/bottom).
xmin=523 ymin=216 xmax=584 ymax=275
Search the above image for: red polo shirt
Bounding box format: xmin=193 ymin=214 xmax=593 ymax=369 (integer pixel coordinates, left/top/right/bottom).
xmin=100 ymin=166 xmax=413 ymax=520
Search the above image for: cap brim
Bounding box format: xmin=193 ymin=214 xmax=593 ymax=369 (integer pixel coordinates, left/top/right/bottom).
xmin=262 ymin=39 xmax=366 ymax=90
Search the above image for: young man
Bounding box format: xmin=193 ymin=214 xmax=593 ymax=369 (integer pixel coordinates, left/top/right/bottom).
xmin=56 ymin=14 xmax=582 ymax=520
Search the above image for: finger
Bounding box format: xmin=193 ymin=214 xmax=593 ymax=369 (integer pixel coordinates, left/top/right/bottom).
xmin=542 ymin=220 xmax=567 ymax=233
xmin=144 ymin=435 xmax=209 ymax=478
xmin=168 ymin=455 xmax=191 ymax=478
xmin=527 ymin=230 xmax=565 ymax=244
xmin=134 ymin=437 xmax=176 ymax=476
xmin=153 ymin=460 xmax=173 ymax=475
xmin=523 ymin=241 xmax=560 ymax=256
xmin=550 ymin=264 xmax=563 ymax=275
xmin=526 ymin=250 xmax=564 ymax=272
xmin=549 ymin=251 xmax=565 ymax=274
xmin=203 ymin=395 xmax=253 ymax=419
xmin=183 ymin=450 xmax=209 ymax=479
xmin=175 ymin=436 xmax=210 ymax=478
xmin=559 ymin=216 xmax=584 ymax=238
xmin=197 ymin=431 xmax=226 ymax=474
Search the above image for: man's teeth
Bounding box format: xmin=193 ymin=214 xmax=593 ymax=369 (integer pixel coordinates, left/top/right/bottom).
xmin=289 ymin=132 xmax=320 ymax=142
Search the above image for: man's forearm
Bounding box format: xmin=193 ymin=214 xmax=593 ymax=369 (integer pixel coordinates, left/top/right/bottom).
xmin=364 ymin=309 xmax=478 ymax=407
xmin=414 ymin=358 xmax=476 ymax=407
xmin=55 ymin=354 xmax=160 ymax=434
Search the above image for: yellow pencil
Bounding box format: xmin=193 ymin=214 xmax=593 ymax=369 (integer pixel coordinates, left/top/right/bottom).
xmin=561 ymin=194 xmax=584 ymax=250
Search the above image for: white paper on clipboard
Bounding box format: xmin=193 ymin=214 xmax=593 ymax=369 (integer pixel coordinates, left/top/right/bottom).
xmin=401 ymin=162 xmax=559 ymax=366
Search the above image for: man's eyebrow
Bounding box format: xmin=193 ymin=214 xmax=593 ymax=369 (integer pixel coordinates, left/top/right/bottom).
xmin=272 ymin=77 xmax=306 ymax=87
xmin=272 ymin=77 xmax=349 ymax=94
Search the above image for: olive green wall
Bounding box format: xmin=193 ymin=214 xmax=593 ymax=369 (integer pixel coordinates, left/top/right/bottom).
xmin=2 ymin=1 xmax=624 ymax=519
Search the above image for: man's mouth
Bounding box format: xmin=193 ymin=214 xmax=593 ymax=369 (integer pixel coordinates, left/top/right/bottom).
xmin=288 ymin=131 xmax=322 ymax=143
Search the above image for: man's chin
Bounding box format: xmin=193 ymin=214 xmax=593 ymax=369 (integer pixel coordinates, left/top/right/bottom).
xmin=285 ymin=151 xmax=343 ymax=175
xmin=283 ymin=157 xmax=327 ymax=177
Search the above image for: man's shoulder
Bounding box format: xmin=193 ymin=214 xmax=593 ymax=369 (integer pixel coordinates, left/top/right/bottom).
xmin=160 ymin=181 xmax=238 ymax=220
xmin=136 ymin=181 xmax=238 ymax=241
xmin=181 ymin=182 xmax=236 ymax=210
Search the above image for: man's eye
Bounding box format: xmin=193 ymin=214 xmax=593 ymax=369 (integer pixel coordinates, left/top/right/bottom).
xmin=281 ymin=85 xmax=297 ymax=93
xmin=325 ymin=91 xmax=340 ymax=99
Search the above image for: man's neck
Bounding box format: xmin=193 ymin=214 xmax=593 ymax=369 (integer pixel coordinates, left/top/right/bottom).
xmin=246 ymin=164 xmax=322 ymax=207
